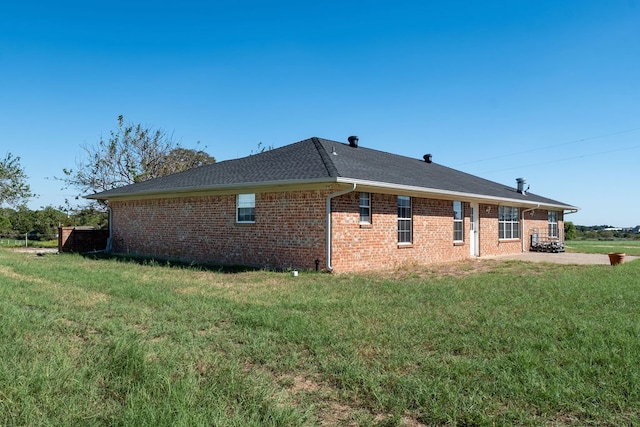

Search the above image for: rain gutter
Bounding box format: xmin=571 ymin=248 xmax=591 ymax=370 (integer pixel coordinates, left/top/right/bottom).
xmin=521 ymin=204 xmax=540 ymax=252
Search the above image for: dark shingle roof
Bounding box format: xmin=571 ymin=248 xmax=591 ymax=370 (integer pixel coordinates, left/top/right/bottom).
xmin=88 ymin=137 xmax=576 ymax=209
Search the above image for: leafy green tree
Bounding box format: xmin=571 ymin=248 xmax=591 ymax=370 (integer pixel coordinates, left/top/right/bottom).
xmin=154 ymin=147 xmax=215 ymax=177
xmin=66 ymin=206 xmax=109 ymax=229
xmin=32 ymin=206 xmax=68 ymax=238
xmin=7 ymin=206 xmax=34 ymax=235
xmin=0 ymin=208 xmax=13 ymax=235
xmin=0 ymin=205 xmax=108 ymax=238
xmin=0 ymin=153 xmax=34 ymax=207
xmin=62 ymin=115 xmax=215 ymax=200
xmin=564 ymin=221 xmax=577 ymax=240
xmin=599 ymin=230 xmax=614 ymax=240
xmin=583 ymin=230 xmax=598 ymax=240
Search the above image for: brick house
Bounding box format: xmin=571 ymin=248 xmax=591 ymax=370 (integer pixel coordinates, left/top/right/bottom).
xmin=87 ymin=137 xmax=578 ymax=273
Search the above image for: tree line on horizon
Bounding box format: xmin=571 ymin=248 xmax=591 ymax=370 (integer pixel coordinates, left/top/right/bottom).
xmin=567 ymin=223 xmax=639 ymax=240
xmin=0 ymin=206 xmax=108 ymax=240
xmin=1 ymin=115 xmax=215 ymax=221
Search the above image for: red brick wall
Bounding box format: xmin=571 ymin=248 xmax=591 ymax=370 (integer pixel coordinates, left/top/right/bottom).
xmin=109 ymin=190 xmax=563 ymax=272
xmin=110 ymin=190 xmax=329 ymax=270
xmin=478 ymin=204 xmax=563 ymax=256
xmin=478 ymin=203 xmax=522 ymax=256
xmin=330 ymin=193 xmax=469 ymax=272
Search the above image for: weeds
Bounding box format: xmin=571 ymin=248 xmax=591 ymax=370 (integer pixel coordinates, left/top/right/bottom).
xmin=0 ymin=249 xmax=638 ymax=426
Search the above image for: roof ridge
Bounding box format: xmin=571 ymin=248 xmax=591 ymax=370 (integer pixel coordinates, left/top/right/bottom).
xmin=311 ymin=137 xmax=339 ymax=178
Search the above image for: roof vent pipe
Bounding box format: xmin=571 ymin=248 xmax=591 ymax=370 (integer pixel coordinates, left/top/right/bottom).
xmin=516 ymin=177 xmax=527 ymax=195
xmin=348 ymin=136 xmax=359 ymax=148
xmin=423 ymin=154 xmax=432 ymax=163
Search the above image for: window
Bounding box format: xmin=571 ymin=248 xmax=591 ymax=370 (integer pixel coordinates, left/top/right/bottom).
xmin=548 ymin=211 xmax=558 ymax=238
xmin=453 ymin=201 xmax=464 ymax=242
xmin=359 ymin=192 xmax=371 ymax=224
xmin=237 ymin=193 xmax=255 ymax=223
xmin=398 ymin=196 xmax=412 ymax=244
xmin=498 ymin=206 xmax=519 ymax=239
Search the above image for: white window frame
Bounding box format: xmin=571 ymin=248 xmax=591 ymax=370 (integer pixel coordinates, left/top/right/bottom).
xmin=236 ymin=193 xmax=255 ymax=223
xmin=398 ymin=196 xmax=412 ymax=244
xmin=453 ymin=201 xmax=464 ymax=242
xmin=548 ymin=211 xmax=559 ymax=238
xmin=498 ymin=206 xmax=519 ymax=240
xmin=359 ymin=192 xmax=371 ymax=224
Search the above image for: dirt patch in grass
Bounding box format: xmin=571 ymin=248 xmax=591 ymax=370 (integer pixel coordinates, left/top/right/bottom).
xmin=7 ymin=247 xmax=59 ymax=255
xmin=277 ymin=373 xmax=360 ymax=426
xmin=419 ymin=258 xmax=503 ymax=277
xmin=272 ymin=372 xmax=429 ymax=426
xmin=370 ymin=258 xmax=538 ymax=282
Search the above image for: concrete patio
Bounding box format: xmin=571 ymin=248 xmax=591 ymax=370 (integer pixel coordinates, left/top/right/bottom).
xmin=488 ymin=251 xmax=638 ymax=265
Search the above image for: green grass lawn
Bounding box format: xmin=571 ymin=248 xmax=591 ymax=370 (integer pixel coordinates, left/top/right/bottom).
xmin=565 ymin=239 xmax=640 ymax=256
xmin=1 ymin=249 xmax=639 ymax=426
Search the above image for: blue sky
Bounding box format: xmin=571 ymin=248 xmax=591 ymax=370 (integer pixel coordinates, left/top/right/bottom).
xmin=1 ymin=1 xmax=638 ymax=226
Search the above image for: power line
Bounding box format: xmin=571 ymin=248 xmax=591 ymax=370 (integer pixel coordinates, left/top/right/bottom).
xmin=453 ymin=126 xmax=640 ymax=168
xmin=479 ymin=142 xmax=640 ymax=174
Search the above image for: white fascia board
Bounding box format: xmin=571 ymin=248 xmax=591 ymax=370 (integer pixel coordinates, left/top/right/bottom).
xmin=336 ymin=178 xmax=579 ymax=211
xmin=87 ymin=175 xmax=579 ymax=212
xmin=85 ymin=177 xmax=337 ymax=200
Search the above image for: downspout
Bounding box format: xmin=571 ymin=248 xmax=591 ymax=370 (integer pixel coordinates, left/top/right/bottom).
xmin=326 ymin=183 xmax=357 ymax=272
xmin=521 ymin=204 xmax=540 ymax=252
xmin=105 ymin=205 xmax=113 ymax=253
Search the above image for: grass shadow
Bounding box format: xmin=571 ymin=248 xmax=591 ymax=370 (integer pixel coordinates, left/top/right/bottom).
xmin=78 ymin=251 xmax=314 ymax=274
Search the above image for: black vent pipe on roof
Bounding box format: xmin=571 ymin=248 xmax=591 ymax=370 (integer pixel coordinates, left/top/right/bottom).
xmin=423 ymin=154 xmax=432 ymax=163
xmin=348 ymin=135 xmax=359 ymax=148
xmin=516 ymin=177 xmax=528 ymax=195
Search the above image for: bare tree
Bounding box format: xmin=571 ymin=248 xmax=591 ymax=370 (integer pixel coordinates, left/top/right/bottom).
xmin=62 ymin=115 xmax=215 ymax=199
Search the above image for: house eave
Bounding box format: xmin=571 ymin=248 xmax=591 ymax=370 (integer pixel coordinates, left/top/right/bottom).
xmin=85 ymin=177 xmax=338 ymax=201
xmin=86 ymin=175 xmax=578 ymax=212
xmin=336 ymin=178 xmax=579 ymax=211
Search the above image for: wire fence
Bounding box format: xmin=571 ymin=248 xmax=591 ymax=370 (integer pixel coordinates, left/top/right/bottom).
xmin=0 ymin=233 xmax=59 ymax=248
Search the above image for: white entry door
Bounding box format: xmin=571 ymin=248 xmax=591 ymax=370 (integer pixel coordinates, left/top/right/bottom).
xmin=470 ymin=203 xmax=480 ymax=257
